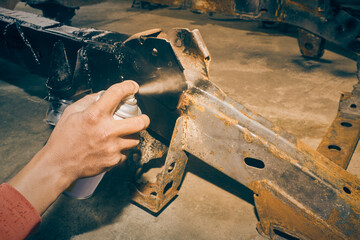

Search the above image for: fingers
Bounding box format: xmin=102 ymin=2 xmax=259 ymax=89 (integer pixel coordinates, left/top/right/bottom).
xmin=61 ymin=93 xmax=98 ymax=118
xmin=111 ymin=114 xmax=150 ymax=136
xmin=94 ymin=81 xmax=139 ymax=115
xmin=72 ymin=93 xmax=99 ymax=112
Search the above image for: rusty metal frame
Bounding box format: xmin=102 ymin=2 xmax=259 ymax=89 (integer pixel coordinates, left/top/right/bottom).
xmin=135 ymin=0 xmax=360 ymax=59
xmin=128 ymin=23 xmax=360 ymax=240
xmin=1 ymin=7 xmax=360 ymax=239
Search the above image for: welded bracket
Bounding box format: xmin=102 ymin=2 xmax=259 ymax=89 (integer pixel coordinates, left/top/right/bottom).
xmin=297 ymin=28 xmax=325 ymax=59
xmin=317 ymin=85 xmax=360 ymax=169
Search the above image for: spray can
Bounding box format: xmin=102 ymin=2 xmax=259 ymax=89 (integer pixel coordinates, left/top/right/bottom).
xmin=63 ymin=94 xmax=141 ymax=199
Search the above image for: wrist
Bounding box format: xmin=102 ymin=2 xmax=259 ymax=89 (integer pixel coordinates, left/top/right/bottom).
xmin=8 ymin=147 xmax=73 ymax=214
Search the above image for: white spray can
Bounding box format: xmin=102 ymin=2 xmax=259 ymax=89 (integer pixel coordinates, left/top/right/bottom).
xmin=63 ymin=94 xmax=142 ymax=199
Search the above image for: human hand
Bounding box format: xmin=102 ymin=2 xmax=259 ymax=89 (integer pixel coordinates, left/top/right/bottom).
xmin=45 ymin=80 xmax=149 ymax=180
xmin=8 ymin=80 xmax=150 ymax=214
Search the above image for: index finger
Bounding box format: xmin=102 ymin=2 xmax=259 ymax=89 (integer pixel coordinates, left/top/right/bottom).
xmin=94 ymin=80 xmax=139 ymax=115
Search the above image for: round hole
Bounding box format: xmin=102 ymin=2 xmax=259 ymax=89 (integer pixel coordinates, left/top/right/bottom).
xmin=350 ymin=104 xmax=357 ymax=109
xmin=343 ymin=186 xmax=351 ymax=194
xmin=168 ymin=162 xmax=176 ymax=173
xmin=163 ymin=181 xmax=173 ymax=195
xmin=150 ymin=191 xmax=157 ymax=197
xmin=244 ymin=157 xmax=265 ymax=169
xmin=328 ymin=145 xmax=341 ymax=151
xmin=304 ymin=42 xmax=313 ymax=50
xmin=152 ymin=48 xmax=158 ymax=57
xmin=341 ymin=122 xmax=352 ymax=127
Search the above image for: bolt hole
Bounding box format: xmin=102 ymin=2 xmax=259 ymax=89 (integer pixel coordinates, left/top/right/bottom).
xmin=244 ymin=157 xmax=265 ymax=169
xmin=350 ymin=104 xmax=357 ymax=109
xmin=152 ymin=48 xmax=158 ymax=56
xmin=304 ymin=42 xmax=313 ymax=50
xmin=168 ymin=162 xmax=176 ymax=173
xmin=341 ymin=122 xmax=352 ymax=127
xmin=343 ymin=186 xmax=351 ymax=194
xmin=328 ymin=145 xmax=341 ymax=151
xmin=150 ymin=191 xmax=157 ymax=197
xmin=163 ymin=181 xmax=173 ymax=195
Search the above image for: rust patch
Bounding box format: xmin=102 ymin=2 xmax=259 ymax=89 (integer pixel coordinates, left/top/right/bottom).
xmin=177 ymin=94 xmax=189 ymax=113
xmin=327 ymin=209 xmax=340 ymax=227
xmin=214 ymin=111 xmax=238 ymax=126
xmin=250 ymin=181 xmax=346 ymax=240
xmin=197 ymin=104 xmax=205 ymax=112
xmin=296 ymin=139 xmax=360 ymax=206
xmin=242 ymin=128 xmax=255 ymax=143
xmin=271 ymin=125 xmax=282 ymax=135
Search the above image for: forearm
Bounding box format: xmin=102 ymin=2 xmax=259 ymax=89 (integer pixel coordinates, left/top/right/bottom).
xmin=7 ymin=81 xmax=149 ymax=216
xmin=8 ymin=147 xmax=72 ymax=215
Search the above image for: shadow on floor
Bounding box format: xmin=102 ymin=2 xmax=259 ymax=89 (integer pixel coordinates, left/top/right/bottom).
xmin=0 ymin=59 xmax=48 ymax=99
xmin=185 ymin=155 xmax=255 ymax=206
xmin=29 ymin=164 xmax=135 ymax=239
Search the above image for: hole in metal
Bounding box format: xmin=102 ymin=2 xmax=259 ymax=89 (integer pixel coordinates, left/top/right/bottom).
xmin=168 ymin=162 xmax=176 ymax=173
xmin=273 ymin=229 xmax=299 ymax=240
xmin=304 ymin=42 xmax=313 ymax=50
xmin=350 ymin=104 xmax=357 ymax=109
xmin=328 ymin=145 xmax=341 ymax=151
xmin=343 ymin=186 xmax=351 ymax=194
xmin=163 ymin=181 xmax=173 ymax=195
xmin=244 ymin=157 xmax=265 ymax=169
xmin=341 ymin=122 xmax=352 ymax=127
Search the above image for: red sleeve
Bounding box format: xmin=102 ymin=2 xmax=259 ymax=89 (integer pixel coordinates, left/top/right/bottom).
xmin=0 ymin=183 xmax=41 ymax=240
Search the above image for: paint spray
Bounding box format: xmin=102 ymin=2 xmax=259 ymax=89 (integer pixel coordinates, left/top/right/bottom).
xmin=63 ymin=93 xmax=141 ymax=199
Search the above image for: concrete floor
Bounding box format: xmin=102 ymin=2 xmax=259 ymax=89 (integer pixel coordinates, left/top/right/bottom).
xmin=1 ymin=0 xmax=360 ymax=239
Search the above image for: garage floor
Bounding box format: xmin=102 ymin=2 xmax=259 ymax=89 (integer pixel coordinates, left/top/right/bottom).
xmin=1 ymin=0 xmax=360 ymax=239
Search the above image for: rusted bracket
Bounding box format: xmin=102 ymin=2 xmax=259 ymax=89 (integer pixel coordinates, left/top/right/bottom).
xmin=317 ymin=84 xmax=360 ymax=169
xmin=297 ymin=28 xmax=326 ymax=60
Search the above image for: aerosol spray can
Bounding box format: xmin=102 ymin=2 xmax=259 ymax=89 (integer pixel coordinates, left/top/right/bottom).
xmin=63 ymin=93 xmax=141 ymax=199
